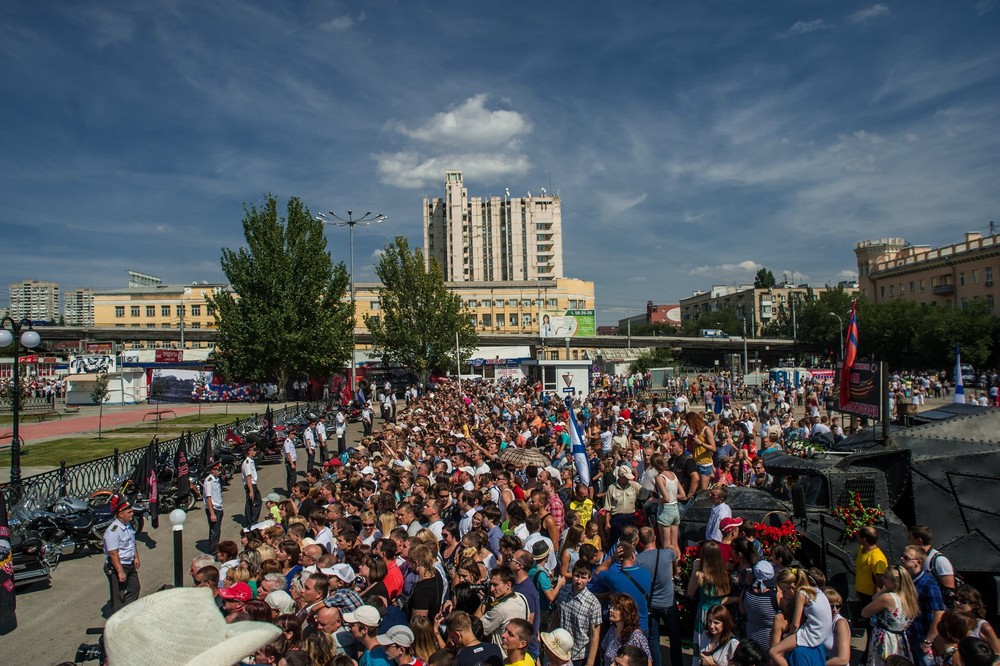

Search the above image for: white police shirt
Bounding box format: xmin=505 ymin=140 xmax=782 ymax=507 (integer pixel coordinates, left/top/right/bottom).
xmin=241 ymin=457 xmax=258 ymax=485
xmin=203 ymin=473 xmax=224 ymax=511
xmin=103 ymin=517 xmax=137 ymax=564
xmin=283 ymin=435 xmax=297 ymax=463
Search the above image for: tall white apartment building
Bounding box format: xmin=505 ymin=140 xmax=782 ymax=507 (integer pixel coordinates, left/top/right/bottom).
xmin=423 ymin=170 xmax=563 ymax=282
xmin=63 ymin=287 xmax=95 ymax=326
xmin=8 ymin=279 xmax=60 ymax=323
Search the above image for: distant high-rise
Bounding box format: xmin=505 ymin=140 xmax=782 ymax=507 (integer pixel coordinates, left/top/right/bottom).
xmin=64 ymin=288 xmax=95 ymax=326
xmin=8 ymin=280 xmax=60 ymax=323
xmin=423 ymin=170 xmax=563 ymax=282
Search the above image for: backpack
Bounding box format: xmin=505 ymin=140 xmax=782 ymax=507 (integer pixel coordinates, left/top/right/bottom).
xmin=929 ymin=551 xmax=961 ymax=608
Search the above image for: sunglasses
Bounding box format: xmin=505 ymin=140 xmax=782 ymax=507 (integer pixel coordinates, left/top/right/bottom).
xmin=362 ymin=523 xmax=376 ymax=528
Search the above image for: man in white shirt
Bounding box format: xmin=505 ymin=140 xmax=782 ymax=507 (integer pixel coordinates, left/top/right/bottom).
xmin=705 ymin=486 xmax=732 ymax=542
xmin=302 ymin=420 xmax=317 ymax=470
xmin=315 ymin=416 xmax=328 ymax=463
xmin=241 ymin=444 xmax=261 ymax=527
xmin=283 ymin=429 xmax=297 ymax=492
xmin=203 ymin=460 xmax=225 ymax=554
xmin=335 ymin=409 xmax=347 ymax=454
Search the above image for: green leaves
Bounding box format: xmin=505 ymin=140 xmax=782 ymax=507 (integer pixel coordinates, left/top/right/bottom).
xmin=210 ymin=194 xmax=353 ymax=394
xmin=366 ymin=236 xmax=477 ymax=382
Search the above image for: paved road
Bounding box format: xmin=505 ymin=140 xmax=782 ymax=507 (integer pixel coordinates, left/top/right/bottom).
xmin=3 ymin=402 xmax=328 ymax=663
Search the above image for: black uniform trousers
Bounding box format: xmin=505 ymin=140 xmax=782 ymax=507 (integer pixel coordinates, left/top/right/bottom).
xmin=244 ymin=484 xmax=261 ymax=527
xmin=206 ymin=508 xmax=223 ymax=554
xmin=105 ymin=562 xmax=140 ymax=614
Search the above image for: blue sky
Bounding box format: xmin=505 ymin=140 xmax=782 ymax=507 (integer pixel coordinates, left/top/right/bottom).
xmin=2 ymin=1 xmax=999 ymax=324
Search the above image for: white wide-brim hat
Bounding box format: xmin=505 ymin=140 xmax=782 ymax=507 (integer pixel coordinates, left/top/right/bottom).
xmin=105 ymin=587 xmax=281 ymax=666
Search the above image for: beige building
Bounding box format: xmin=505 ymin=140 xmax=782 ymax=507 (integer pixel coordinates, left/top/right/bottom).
xmin=680 ymin=283 xmax=858 ymax=336
xmin=353 ymin=277 xmax=594 ymax=335
xmin=63 ymin=287 xmax=95 ymax=327
xmin=855 ymin=232 xmax=999 ymax=311
xmin=93 ymin=283 xmax=226 ymax=347
xmin=423 ymin=170 xmax=563 ymax=282
xmin=8 ymin=279 xmax=60 ymax=322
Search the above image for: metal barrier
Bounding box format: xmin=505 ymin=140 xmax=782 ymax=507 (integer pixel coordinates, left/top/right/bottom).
xmin=1 ymin=403 xmax=310 ymax=504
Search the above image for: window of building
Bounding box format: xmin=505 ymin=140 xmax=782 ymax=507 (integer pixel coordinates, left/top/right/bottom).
xmin=131 ymin=306 xmax=140 ymax=317
xmin=909 ymin=281 xmax=914 ymax=294
xmin=146 ymin=306 xmax=155 ymax=317
xmin=987 ymin=294 xmax=995 ymax=311
xmin=177 ymin=305 xmax=185 ymax=317
xmin=115 ymin=324 xmax=125 ymax=328
xmin=522 ymin=313 xmax=531 ymax=326
xmin=972 ymin=270 xmax=978 ymax=285
xmin=191 ymin=305 xmax=201 ymax=316
xmin=919 ymin=280 xmax=925 ymax=293
xmin=370 ymin=301 xmax=381 ymax=310
xmin=482 ymin=314 xmax=492 ymax=327
xmin=131 ymin=323 xmax=140 ymax=328
xmin=521 ymin=300 xmax=531 ymax=307
xmin=959 ymin=272 xmax=966 ymax=286
xmin=546 ymin=299 xmax=558 ymax=307
xmin=207 ymin=304 xmax=215 ymax=316
xmin=161 ymin=305 xmax=170 ymax=317
xmin=468 ymin=315 xmax=477 ymax=326
xmin=497 ymin=317 xmax=505 ymax=327
xmin=961 ymin=297 xmax=967 ymax=308
xmin=115 ymin=306 xmax=125 ymax=317
xmin=986 ymin=267 xmax=994 ymax=285
xmin=494 ymin=299 xmax=504 ymax=307
xmin=889 ymin=285 xmax=895 ymax=296
xmin=147 ymin=323 xmax=156 ymax=329
xmin=467 ymin=300 xmax=478 ymax=308
xmin=507 ymin=299 xmax=518 ymax=307
xmin=190 ymin=322 xmax=201 ymax=329
xmin=509 ymin=313 xmax=518 ymax=326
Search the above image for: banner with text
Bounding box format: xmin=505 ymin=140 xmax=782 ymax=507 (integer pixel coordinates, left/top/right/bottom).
xmin=539 ymin=309 xmax=596 ymax=338
xmin=835 ymin=360 xmax=883 ymax=420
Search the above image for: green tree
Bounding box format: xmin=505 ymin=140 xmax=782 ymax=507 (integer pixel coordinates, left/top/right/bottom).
xmin=210 ymin=195 xmax=353 ymax=398
xmin=754 ymin=268 xmax=776 ymax=288
xmin=628 ymin=347 xmax=676 ymax=373
xmin=366 ymin=236 xmax=477 ymax=383
xmin=89 ymin=372 xmax=111 ymax=439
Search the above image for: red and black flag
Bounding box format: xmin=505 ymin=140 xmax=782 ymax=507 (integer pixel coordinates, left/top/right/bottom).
xmin=839 ymin=300 xmax=859 ymax=408
xmin=0 ymin=491 xmax=17 ymax=633
xmin=174 ymin=432 xmax=190 ymax=503
xmin=131 ymin=439 xmax=160 ymax=529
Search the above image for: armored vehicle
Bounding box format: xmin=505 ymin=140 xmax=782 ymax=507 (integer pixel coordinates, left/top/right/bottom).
xmin=682 ymin=409 xmax=1000 ymax=615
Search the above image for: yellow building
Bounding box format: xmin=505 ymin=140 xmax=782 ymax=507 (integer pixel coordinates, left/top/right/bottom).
xmin=93 ymin=283 xmax=226 ymax=348
xmin=353 ymin=277 xmax=595 ymax=335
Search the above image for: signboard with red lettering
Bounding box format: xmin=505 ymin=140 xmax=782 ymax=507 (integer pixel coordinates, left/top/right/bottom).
xmin=835 ymin=360 xmax=883 ymax=420
xmin=85 ymin=342 xmax=114 ymax=354
xmin=154 ymin=350 xmax=184 ymax=364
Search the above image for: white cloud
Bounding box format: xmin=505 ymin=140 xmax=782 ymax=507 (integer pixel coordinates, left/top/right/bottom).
xmin=784 ymin=19 xmax=833 ymax=36
xmin=836 ymin=270 xmax=858 ymax=281
xmin=689 ymin=260 xmax=762 ymax=276
xmin=375 ymin=150 xmax=531 ymax=189
xmin=849 ymin=4 xmax=891 ymax=24
xmin=396 ymin=94 xmax=532 ymax=148
xmin=321 ymin=13 xmax=361 ymax=31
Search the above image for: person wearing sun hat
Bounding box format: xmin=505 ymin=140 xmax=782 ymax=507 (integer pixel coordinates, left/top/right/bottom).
xmin=540 ymin=628 xmax=574 ymax=666
xmin=103 ymin=493 xmax=140 ymax=614
xmin=103 ymin=587 xmax=280 ymax=666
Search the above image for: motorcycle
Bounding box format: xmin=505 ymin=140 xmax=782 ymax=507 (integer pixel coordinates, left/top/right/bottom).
xmin=154 ymin=450 xmax=200 ymax=514
xmin=8 ymin=496 xmax=66 ymax=582
xmin=87 ymin=477 xmax=148 ymax=534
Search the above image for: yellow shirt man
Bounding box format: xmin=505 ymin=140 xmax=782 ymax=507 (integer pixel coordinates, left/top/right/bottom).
xmin=855 ymin=543 xmax=888 ymax=596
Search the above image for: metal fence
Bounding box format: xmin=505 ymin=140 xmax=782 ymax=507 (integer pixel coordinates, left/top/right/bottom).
xmin=1 ymin=403 xmax=310 ymax=504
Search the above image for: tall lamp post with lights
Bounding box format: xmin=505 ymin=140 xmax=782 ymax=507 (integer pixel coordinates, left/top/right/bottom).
xmin=316 ymin=209 xmax=387 ymax=396
xmin=0 ymin=317 xmax=42 ymax=489
xmin=828 ymin=312 xmax=844 ymax=362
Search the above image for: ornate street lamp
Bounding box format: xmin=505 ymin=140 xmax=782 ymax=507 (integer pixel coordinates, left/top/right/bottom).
xmin=316 ymin=210 xmax=387 ymax=399
xmin=0 ymin=317 xmax=42 ymax=489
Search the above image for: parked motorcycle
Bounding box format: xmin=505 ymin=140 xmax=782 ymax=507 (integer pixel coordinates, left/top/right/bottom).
xmin=88 ymin=477 xmax=148 ymax=534
xmin=154 ymin=450 xmax=199 ymax=514
xmin=8 ymin=497 xmax=65 ymax=584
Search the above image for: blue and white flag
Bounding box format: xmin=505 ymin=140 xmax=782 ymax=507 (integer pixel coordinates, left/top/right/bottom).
xmin=564 ymin=397 xmax=590 ymax=486
xmin=953 ymin=344 xmax=965 ymax=404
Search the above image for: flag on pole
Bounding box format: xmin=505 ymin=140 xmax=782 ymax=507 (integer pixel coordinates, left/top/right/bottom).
xmin=564 ymin=397 xmax=590 ymax=486
xmin=839 ymin=301 xmax=859 ymax=409
xmin=131 ymin=439 xmax=160 ymax=529
xmin=174 ymin=432 xmax=190 ymax=503
xmin=0 ymin=491 xmax=17 ymax=633
xmin=953 ymin=345 xmax=965 ymax=404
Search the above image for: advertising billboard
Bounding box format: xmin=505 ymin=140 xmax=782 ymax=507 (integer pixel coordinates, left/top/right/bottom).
xmin=835 ymin=360 xmax=884 ymax=420
xmin=538 ymin=309 xmax=596 ymax=338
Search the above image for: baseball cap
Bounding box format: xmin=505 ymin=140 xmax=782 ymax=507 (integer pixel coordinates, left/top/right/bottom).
xmin=330 ymin=563 xmax=355 ymax=584
xmin=343 ymin=605 xmax=381 ymax=627
xmin=720 ymin=517 xmax=744 ymax=533
xmin=263 ymin=493 xmax=281 ymax=504
xmin=616 ymin=465 xmax=635 ymax=480
xmin=376 ymin=625 xmax=415 ymax=648
xmin=218 ymin=582 xmax=252 ymax=602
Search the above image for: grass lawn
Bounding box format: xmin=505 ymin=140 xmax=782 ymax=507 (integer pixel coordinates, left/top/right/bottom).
xmin=0 ymin=435 xmax=159 ymax=467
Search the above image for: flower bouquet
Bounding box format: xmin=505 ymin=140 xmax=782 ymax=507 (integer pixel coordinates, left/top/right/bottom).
xmin=831 ymin=491 xmax=883 ymax=540
xmin=785 ymin=439 xmax=826 ymax=458
xmin=752 ymin=520 xmax=801 ymax=557
xmin=676 ymin=544 xmax=702 ymax=584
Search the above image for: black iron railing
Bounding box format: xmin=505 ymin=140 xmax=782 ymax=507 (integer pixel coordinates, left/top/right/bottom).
xmin=1 ymin=403 xmax=311 ymax=504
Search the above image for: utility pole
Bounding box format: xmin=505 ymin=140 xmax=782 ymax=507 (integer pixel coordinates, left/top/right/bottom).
xmin=742 ymin=319 xmax=748 ymax=375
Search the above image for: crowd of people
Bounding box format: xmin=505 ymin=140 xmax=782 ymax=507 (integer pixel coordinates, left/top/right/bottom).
xmin=97 ymin=373 xmax=1000 ymax=666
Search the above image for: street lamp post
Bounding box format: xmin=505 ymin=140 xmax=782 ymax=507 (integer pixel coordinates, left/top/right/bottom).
xmin=564 ymin=336 xmax=571 ymax=360
xmin=316 ymin=210 xmax=387 ymax=401
xmin=828 ymin=312 xmax=844 ymax=362
xmin=0 ymin=317 xmax=42 ymax=490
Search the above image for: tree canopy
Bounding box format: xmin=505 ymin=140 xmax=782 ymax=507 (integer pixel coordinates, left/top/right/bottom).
xmin=754 ymin=268 xmax=777 ymax=288
xmin=210 ymin=195 xmax=353 ymax=396
xmin=681 ymin=307 xmax=742 ymax=337
xmin=365 ymin=236 xmax=477 ymax=381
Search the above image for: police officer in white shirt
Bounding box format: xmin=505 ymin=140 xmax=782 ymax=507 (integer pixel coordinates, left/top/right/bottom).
xmin=283 ymin=428 xmax=298 ymax=492
xmin=203 ymin=460 xmax=224 ymax=554
xmin=103 ymin=494 xmax=140 ymax=613
xmin=335 ymin=408 xmax=347 ymax=454
xmin=242 ymin=443 xmax=261 ymax=526
xmin=303 ymin=418 xmax=317 ymax=470
xmin=315 ymin=416 xmax=328 ymax=463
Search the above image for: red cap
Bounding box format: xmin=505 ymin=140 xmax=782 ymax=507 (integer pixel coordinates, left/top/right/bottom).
xmin=110 ymin=494 xmax=132 ymax=515
xmin=218 ymin=581 xmax=252 ymax=602
xmin=720 ymin=517 xmax=744 ymax=533
xmin=324 ymin=458 xmax=343 ymax=467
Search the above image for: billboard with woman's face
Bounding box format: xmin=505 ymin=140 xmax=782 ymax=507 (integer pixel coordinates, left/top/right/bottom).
xmin=538 ymin=309 xmax=595 ymax=338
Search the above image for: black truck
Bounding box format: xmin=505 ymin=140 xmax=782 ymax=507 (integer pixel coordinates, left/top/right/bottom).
xmin=681 ymin=408 xmax=1000 ymax=616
